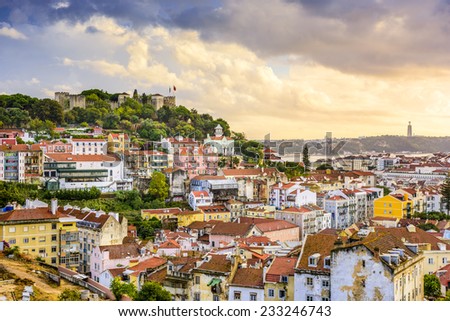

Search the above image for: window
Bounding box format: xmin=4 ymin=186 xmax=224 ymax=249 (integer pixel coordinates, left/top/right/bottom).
xmin=23 ymin=226 xmax=28 ymax=232
xmin=234 ymin=291 xmax=241 ymax=300
xmin=250 ymin=293 xmax=257 ymax=301
xmin=39 ymin=225 xmax=46 ymax=231
xmin=213 ymin=295 xmax=219 ymax=301
xmin=195 ymin=276 xmax=200 ymax=284
xmin=362 ymin=260 xmax=366 ymax=268
xmin=306 ymin=296 xmax=313 ymax=301
xmin=8 ymin=227 xmax=16 ymax=233
xmin=279 ymin=290 xmax=286 ymax=299
xmin=52 ymin=235 xmax=57 ymax=242
xmin=428 ymin=258 xmax=434 ymax=265
xmin=361 ymin=279 xmax=366 ymax=288
xmin=322 ymin=297 xmax=330 ymax=301
xmin=268 ymin=289 xmax=275 ymax=297
xmin=39 ymin=236 xmax=46 ymax=243
xmin=52 ymin=223 xmax=57 ymax=230
xmin=322 ymin=280 xmax=329 ymax=288
xmin=8 ymin=239 xmax=16 ymax=244
xmin=324 ymin=257 xmax=331 ymax=268
xmin=443 ymin=258 xmax=448 ymax=264
xmin=308 ymin=257 xmax=317 ymax=267
xmin=23 ymin=238 xmax=29 ymax=243
xmin=51 ymin=246 xmax=57 ymax=253
xmin=306 ymin=277 xmax=313 ymax=286
xmin=51 ymin=257 xmax=57 ymax=264
xmin=281 ymin=275 xmax=288 ymax=283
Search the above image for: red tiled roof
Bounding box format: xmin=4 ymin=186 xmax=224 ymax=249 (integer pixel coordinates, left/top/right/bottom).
xmin=191 ymin=191 xmax=211 ymax=197
xmin=230 ymin=268 xmax=264 ymax=288
xmin=98 ymin=243 xmax=142 ymax=260
xmin=435 ymin=264 xmax=450 ymax=287
xmin=158 ymin=239 xmax=181 ymax=249
xmin=376 ymin=226 xmax=449 ymax=251
xmin=146 ymin=268 xmax=167 ymax=284
xmin=141 ymin=208 xmax=182 ymax=215
xmin=266 ymin=257 xmax=297 ymax=282
xmin=0 ymin=207 xmax=67 ymax=222
xmin=130 ymin=257 xmax=167 ymax=274
xmin=46 ymin=153 xmax=115 ymax=162
xmin=296 ymin=234 xmax=337 ymax=271
xmin=196 ymin=254 xmax=231 ymax=273
xmin=210 ymin=222 xmax=253 ymax=236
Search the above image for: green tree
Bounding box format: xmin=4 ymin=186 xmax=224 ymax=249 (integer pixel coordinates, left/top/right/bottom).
xmin=58 ymin=289 xmax=82 ymax=301
xmin=424 ymin=274 xmax=442 ymax=298
xmin=80 ymin=122 xmax=89 ymax=128
xmin=441 ymin=175 xmax=450 ymax=216
xmin=303 ymin=144 xmax=311 ymax=172
xmin=134 ymin=281 xmax=171 ymax=301
xmin=133 ymin=89 xmax=139 ymax=100
xmin=316 ymin=163 xmax=333 ymax=171
xmin=110 ymin=277 xmax=137 ymax=300
xmin=148 ymin=172 xmax=169 ymax=201
xmin=417 ymin=223 xmax=439 ymax=232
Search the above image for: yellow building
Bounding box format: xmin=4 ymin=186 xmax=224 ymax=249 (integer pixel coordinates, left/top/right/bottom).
xmin=191 ymin=254 xmax=232 ymax=301
xmin=176 ymin=210 xmax=204 ymax=227
xmin=0 ymin=201 xmax=80 ymax=268
xmin=245 ymin=206 xmax=276 ymax=219
xmin=107 ymin=133 xmax=130 ymax=154
xmin=199 ymin=205 xmax=232 ymax=223
xmin=141 ymin=208 xmax=182 ymax=221
xmin=373 ymin=194 xmax=413 ymax=219
xmin=264 ymin=257 xmax=296 ymax=301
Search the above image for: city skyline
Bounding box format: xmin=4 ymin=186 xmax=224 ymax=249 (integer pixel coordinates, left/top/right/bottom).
xmin=2 ymin=1 xmax=450 ymax=139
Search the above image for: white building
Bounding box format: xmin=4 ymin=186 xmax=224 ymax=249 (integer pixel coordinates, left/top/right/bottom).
xmin=71 ymin=138 xmax=107 ymax=155
xmin=44 ymin=154 xmax=132 ymax=191
xmin=203 ymin=125 xmax=234 ymax=156
xmin=188 ymin=191 xmax=213 ymax=210
xmin=275 ymin=205 xmax=331 ymax=241
xmin=294 ymin=234 xmax=337 ymax=301
xmin=330 ymin=231 xmax=424 ymax=301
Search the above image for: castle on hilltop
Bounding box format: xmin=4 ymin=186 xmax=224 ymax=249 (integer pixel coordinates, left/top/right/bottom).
xmin=54 ymin=91 xmax=175 ymax=110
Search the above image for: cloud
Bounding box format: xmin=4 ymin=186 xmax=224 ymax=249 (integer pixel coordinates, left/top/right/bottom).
xmin=2 ymin=7 xmax=450 ymax=139
xmin=0 ymin=23 xmax=27 ymax=39
xmin=63 ymin=57 xmax=128 ymax=77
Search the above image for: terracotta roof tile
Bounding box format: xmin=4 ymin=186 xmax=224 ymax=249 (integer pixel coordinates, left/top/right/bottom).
xmin=196 ymin=254 xmax=231 ymax=273
xmin=210 ymin=222 xmax=253 ymax=236
xmin=266 ymin=257 xmax=297 ymax=282
xmin=98 ymin=243 xmax=142 ymax=260
xmin=230 ymin=268 xmax=264 ymax=288
xmin=296 ymin=234 xmax=337 ymax=272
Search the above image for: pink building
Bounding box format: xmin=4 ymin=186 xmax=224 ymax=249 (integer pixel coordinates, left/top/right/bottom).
xmin=209 ymin=222 xmax=259 ymax=248
xmin=40 ymin=140 xmax=73 ymax=153
xmin=172 ymin=145 xmax=218 ymax=179
xmin=90 ymin=243 xmax=151 ymax=282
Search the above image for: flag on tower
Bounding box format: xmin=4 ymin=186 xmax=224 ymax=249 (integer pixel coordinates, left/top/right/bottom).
xmin=173 ymin=85 xmax=176 ymax=92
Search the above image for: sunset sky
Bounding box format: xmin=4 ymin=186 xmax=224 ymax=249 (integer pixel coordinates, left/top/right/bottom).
xmin=1 ymin=1 xmax=450 ymax=139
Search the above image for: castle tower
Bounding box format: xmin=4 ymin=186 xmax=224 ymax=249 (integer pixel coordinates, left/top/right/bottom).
xmin=407 ymin=121 xmax=412 ymax=137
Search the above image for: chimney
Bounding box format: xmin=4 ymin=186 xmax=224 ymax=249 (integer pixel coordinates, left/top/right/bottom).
xmin=25 ymin=199 xmax=31 ymax=209
xmin=51 ymin=198 xmax=58 ymax=215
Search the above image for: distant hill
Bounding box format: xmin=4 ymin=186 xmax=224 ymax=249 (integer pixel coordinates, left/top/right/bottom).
xmin=272 ymin=136 xmax=450 ymax=155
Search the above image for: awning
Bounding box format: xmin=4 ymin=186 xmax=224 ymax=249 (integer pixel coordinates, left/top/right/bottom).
xmin=207 ymin=278 xmax=221 ymax=287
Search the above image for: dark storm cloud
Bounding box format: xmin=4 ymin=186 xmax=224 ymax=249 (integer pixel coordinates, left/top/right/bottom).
xmin=2 ymin=0 xmax=450 ymax=74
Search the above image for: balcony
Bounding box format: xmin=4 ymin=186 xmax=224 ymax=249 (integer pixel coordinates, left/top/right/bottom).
xmin=44 ymin=162 xmax=76 ymax=170
xmin=58 ymin=169 xmax=108 ymax=178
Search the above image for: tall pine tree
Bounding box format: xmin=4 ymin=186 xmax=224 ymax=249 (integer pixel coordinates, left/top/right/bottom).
xmin=302 ymin=143 xmax=310 ymax=172
xmin=441 ymin=175 xmax=450 ymax=216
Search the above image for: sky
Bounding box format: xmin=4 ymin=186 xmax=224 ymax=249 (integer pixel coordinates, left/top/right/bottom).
xmin=1 ymin=0 xmax=450 ymax=140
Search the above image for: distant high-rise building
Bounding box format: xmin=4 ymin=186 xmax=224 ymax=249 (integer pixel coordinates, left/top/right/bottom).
xmin=407 ymin=121 xmax=412 ymax=137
